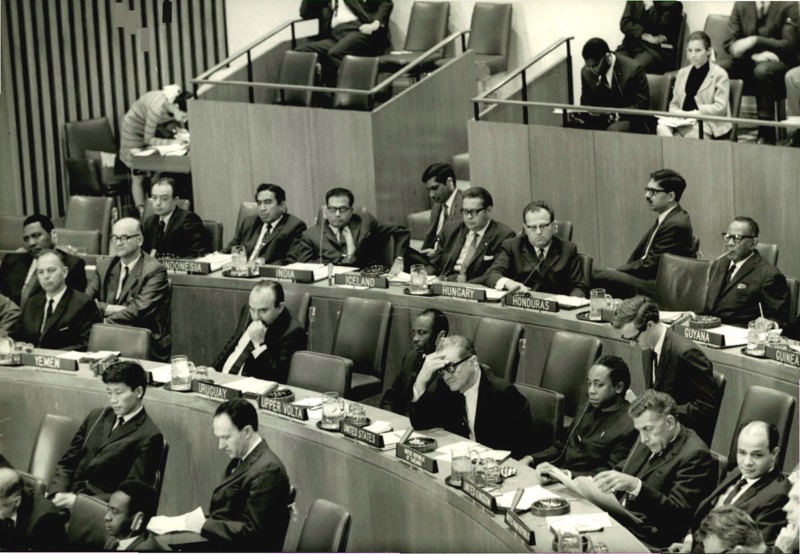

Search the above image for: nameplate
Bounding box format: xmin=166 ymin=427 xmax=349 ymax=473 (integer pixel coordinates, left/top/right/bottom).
xmin=333 ymin=273 xmax=388 ymax=289
xmin=766 ymin=346 xmax=800 ymax=368
xmin=160 ymin=259 xmax=212 ymax=274
xmin=20 ymin=353 xmax=78 ymax=371
xmin=395 ymin=444 xmax=438 ymax=473
xmin=504 ymin=509 xmax=536 ymax=546
xmin=462 ymin=476 xmax=497 ymax=512
xmin=504 ymin=293 xmax=559 ymax=312
xmin=341 ymin=422 xmax=384 ymax=448
xmin=191 ymin=380 xmax=241 ymax=401
xmin=258 ymin=395 xmax=309 ymax=420
xmin=260 ymin=266 xmax=315 ymax=283
xmin=431 ymin=283 xmax=486 ymax=301
xmin=675 ymin=324 xmax=725 ymax=347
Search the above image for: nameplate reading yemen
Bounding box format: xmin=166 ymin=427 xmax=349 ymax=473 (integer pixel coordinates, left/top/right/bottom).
xmin=766 ymin=346 xmax=800 ymax=368
xmin=160 ymin=259 xmax=212 ymax=274
xmin=19 ymin=353 xmax=77 ymax=371
xmin=191 ymin=381 xmax=241 ymax=401
xmin=504 ymin=293 xmax=558 ymax=312
xmin=431 ymin=283 xmax=487 ymax=301
xmin=257 ymin=396 xmax=309 ymax=420
xmin=341 ymin=422 xmax=384 ymax=448
xmin=259 ymin=266 xmax=315 ymax=283
xmin=504 ymin=510 xmax=535 ymax=545
xmin=461 ymin=476 xmax=497 ymax=512
xmin=395 ymin=444 xmax=438 ymax=473
xmin=675 ymin=324 xmax=725 ymax=347
xmin=334 ymin=273 xmax=389 ymax=289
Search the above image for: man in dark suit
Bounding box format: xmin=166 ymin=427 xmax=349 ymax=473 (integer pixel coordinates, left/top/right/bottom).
xmin=212 ymin=280 xmax=307 ymax=384
xmin=409 ymin=336 xmax=536 ymax=460
xmin=693 ymin=506 xmax=771 ymax=553
xmin=0 ymin=467 xmax=68 ymax=550
xmin=288 ymin=187 xmax=409 ymax=268
xmin=593 ymin=169 xmax=696 ymax=298
xmin=614 ymin=296 xmax=720 ymax=445
xmin=50 ymin=362 xmax=164 ymax=510
xmin=719 ymin=2 xmax=800 ymax=144
xmin=223 ymin=183 xmax=307 ymax=265
xmin=0 ymin=214 xmax=86 ymax=307
xmin=616 ymin=1 xmax=684 ymax=74
xmin=103 ymin=480 xmax=163 ymax=551
xmin=594 ymin=390 xmax=717 ymax=550
xmin=703 ymin=217 xmax=790 ymax=327
xmin=85 ymin=218 xmax=171 ymax=361
xmin=380 ymin=308 xmax=449 ymax=415
xmin=484 ymin=200 xmax=587 ymax=297
xmin=426 ymin=187 xmax=515 ymax=283
xmin=578 ymin=38 xmax=650 ymax=132
xmin=0 ymin=293 xmax=21 ymax=335
xmin=419 ymin=163 xmax=463 ymax=255
xmin=15 ymin=249 xmax=101 ymax=351
xmin=297 ymin=0 xmax=393 ymax=87
xmin=142 ymin=177 xmax=208 ymax=259
xmin=179 ymin=399 xmax=290 ymax=552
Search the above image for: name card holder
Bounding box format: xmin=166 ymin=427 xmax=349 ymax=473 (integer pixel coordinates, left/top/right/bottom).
xmin=333 ymin=273 xmax=389 ymax=289
xmin=341 ymin=422 xmax=385 ymax=448
xmin=395 ymin=444 xmax=439 ymax=473
xmin=260 ymin=266 xmax=316 ymax=283
xmin=20 ymin=353 xmax=78 ymax=371
xmin=258 ymin=396 xmax=309 ymax=421
xmin=504 ymin=293 xmax=559 ymax=313
xmin=766 ymin=346 xmax=800 ymax=368
xmin=675 ymin=324 xmax=726 ymax=347
xmin=431 ymin=283 xmax=487 ymax=302
xmin=461 ymin=476 xmax=497 ymax=512
xmin=191 ymin=380 xmax=241 ymax=401
xmin=161 ymin=259 xmax=212 ymax=274
xmin=504 ymin=510 xmax=536 ymax=546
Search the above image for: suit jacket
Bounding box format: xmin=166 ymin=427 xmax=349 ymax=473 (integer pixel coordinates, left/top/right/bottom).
xmin=580 ymin=54 xmax=650 ymax=113
xmin=212 ymin=306 xmax=307 ymax=384
xmin=0 ymin=292 xmax=21 ymax=334
xmin=300 ymin=0 xmax=393 ymax=35
xmin=16 ymin=287 xmax=102 ymax=351
xmin=1 ymin=485 xmax=68 ymax=551
xmin=142 ymin=206 xmax=208 ymax=259
xmin=50 ymin=407 xmax=164 ymax=501
xmin=422 ymin=190 xmax=464 ymax=251
xmin=619 ymin=426 xmax=717 ymax=549
xmin=724 ymin=2 xmax=800 ymax=64
xmin=409 ymin=368 xmax=537 ymax=460
xmin=201 ymin=440 xmax=290 ymax=552
xmin=618 ymin=1 xmax=684 ymax=68
xmin=617 ymin=204 xmax=695 ymax=280
xmin=483 ymin=235 xmax=588 ymax=297
xmin=0 ymin=249 xmax=87 ymax=306
xmin=692 ymin=468 xmax=790 ymax=546
xmin=427 ymin=220 xmax=516 ymax=283
xmin=670 ymin=62 xmax=732 ymax=138
xmin=223 ymin=213 xmax=307 ymax=265
xmin=104 ymin=532 xmax=165 ymax=551
xmin=704 ymin=251 xmax=791 ymax=327
xmin=380 ymin=350 xmax=423 ymax=415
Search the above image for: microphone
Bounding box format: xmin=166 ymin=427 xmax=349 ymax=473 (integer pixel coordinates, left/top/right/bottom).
xmin=513 ymin=245 xmax=549 ymax=294
xmin=82 ymin=396 xmax=113 ymax=450
xmin=319 ymin=206 xmax=326 ymax=267
xmin=436 ymin=227 xmax=466 ymax=281
xmin=550 ymin=400 xmax=590 ymax=466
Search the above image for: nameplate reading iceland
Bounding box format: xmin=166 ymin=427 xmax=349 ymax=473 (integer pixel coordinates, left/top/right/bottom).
xmin=461 ymin=476 xmax=497 ymax=512
xmin=260 ymin=266 xmax=315 ymax=283
xmin=341 ymin=422 xmax=384 ymax=448
xmin=431 ymin=283 xmax=487 ymax=301
xmin=504 ymin=293 xmax=558 ymax=313
xmin=257 ymin=396 xmax=309 ymax=420
xmin=504 ymin=509 xmax=535 ymax=546
xmin=20 ymin=353 xmax=77 ymax=371
xmin=191 ymin=381 xmax=241 ymax=401
xmin=675 ymin=324 xmax=725 ymax=347
xmin=333 ymin=273 xmax=388 ymax=289
xmin=160 ymin=259 xmax=212 ymax=274
xmin=766 ymin=346 xmax=800 ymax=368
xmin=395 ymin=444 xmax=438 ymax=473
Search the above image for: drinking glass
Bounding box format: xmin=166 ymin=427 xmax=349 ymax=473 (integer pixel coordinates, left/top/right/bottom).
xmin=589 ymin=288 xmax=606 ymax=321
xmin=556 ymin=527 xmax=583 ymax=553
xmin=450 ymin=446 xmax=472 ymax=487
xmin=347 ymin=403 xmax=367 ymax=426
xmin=170 ymin=355 xmax=195 ymax=391
xmin=409 ymin=264 xmax=428 ymax=294
xmin=321 ymin=392 xmax=345 ymax=430
xmin=747 ymin=320 xmax=769 ymax=356
xmin=231 ymin=246 xmax=247 ymax=270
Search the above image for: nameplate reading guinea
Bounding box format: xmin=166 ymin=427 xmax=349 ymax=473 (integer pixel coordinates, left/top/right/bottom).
xmin=503 ymin=293 xmax=558 ymax=313
xmin=333 ymin=273 xmax=388 ymax=289
xmin=260 ymin=266 xmax=315 ymax=283
xmin=766 ymin=346 xmax=800 ymax=368
xmin=462 ymin=476 xmax=497 ymax=512
xmin=257 ymin=395 xmax=309 ymax=421
xmin=191 ymin=380 xmax=241 ymax=401
xmin=160 ymin=259 xmax=212 ymax=274
xmin=341 ymin=422 xmax=384 ymax=448
xmin=19 ymin=353 xmax=78 ymax=371
xmin=431 ymin=283 xmax=486 ymax=301
xmin=504 ymin=509 xmax=536 ymax=546
xmin=395 ymin=443 xmax=438 ymax=473
xmin=675 ymin=324 xmax=725 ymax=347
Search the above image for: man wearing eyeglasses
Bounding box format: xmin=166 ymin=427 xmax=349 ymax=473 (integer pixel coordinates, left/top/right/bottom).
xmin=484 ymin=200 xmax=587 ymax=297
xmin=141 ymin=177 xmax=208 ymax=260
xmin=408 ymin=335 xmax=536 ymax=460
xmin=85 ymin=218 xmax=171 ymax=361
xmin=702 ymin=217 xmax=790 ymax=328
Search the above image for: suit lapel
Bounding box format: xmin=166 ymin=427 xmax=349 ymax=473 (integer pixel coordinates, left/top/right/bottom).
xmin=637 ymin=428 xmax=687 ymax=481
xmin=118 ymin=257 xmax=144 ymax=302
xmin=444 ymin=227 xmax=468 ymax=273
xmin=216 ymin=441 xmax=265 ymax=489
xmin=722 ymin=253 xmax=759 ymax=294
xmin=537 ymin=240 xmax=561 ymax=282
xmin=101 ymin=409 xmax=145 ymax=447
xmin=466 ymin=222 xmax=493 ymax=273
xmin=40 ymin=289 xmax=72 ymax=337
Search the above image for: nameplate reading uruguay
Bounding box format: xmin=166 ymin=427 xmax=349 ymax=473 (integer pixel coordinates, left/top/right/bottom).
xmin=675 ymin=324 xmax=725 ymax=347
xmin=341 ymin=422 xmax=384 ymax=448
xmin=461 ymin=476 xmax=497 ymax=512
xmin=504 ymin=509 xmax=535 ymax=546
xmin=20 ymin=353 xmax=77 ymax=371
xmin=431 ymin=283 xmax=486 ymax=301
xmin=191 ymin=381 xmax=241 ymax=401
xmin=260 ymin=266 xmax=315 ymax=283
xmin=504 ymin=293 xmax=558 ymax=313
xmin=258 ymin=395 xmax=309 ymax=421
xmin=766 ymin=346 xmax=800 ymax=368
xmin=333 ymin=273 xmax=388 ymax=289
xmin=395 ymin=443 xmax=438 ymax=473
xmin=161 ymin=259 xmax=212 ymax=274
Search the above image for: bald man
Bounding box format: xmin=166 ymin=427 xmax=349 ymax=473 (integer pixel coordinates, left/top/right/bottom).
xmin=0 ymin=467 xmax=67 ymax=550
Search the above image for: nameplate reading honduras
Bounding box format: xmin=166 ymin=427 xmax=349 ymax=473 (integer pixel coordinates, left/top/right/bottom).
xmin=505 ymin=509 xmax=536 ymax=546
xmin=341 ymin=422 xmax=384 ymax=448
xmin=191 ymin=380 xmax=241 ymax=401
xmin=504 ymin=293 xmax=558 ymax=312
xmin=675 ymin=324 xmax=725 ymax=347
xmin=766 ymin=346 xmax=800 ymax=368
xmin=462 ymin=476 xmax=497 ymax=512
xmin=20 ymin=353 xmax=77 ymax=371
xmin=260 ymin=266 xmax=315 ymax=283
xmin=160 ymin=259 xmax=212 ymax=274
xmin=431 ymin=283 xmax=486 ymax=301
xmin=258 ymin=395 xmax=309 ymax=420
xmin=395 ymin=443 xmax=438 ymax=473
xmin=333 ymin=273 xmax=388 ymax=289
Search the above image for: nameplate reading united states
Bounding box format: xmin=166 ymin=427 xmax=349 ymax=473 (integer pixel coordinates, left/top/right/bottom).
xmin=160 ymin=259 xmax=213 ymax=274
xmin=258 ymin=396 xmax=309 ymax=420
xmin=675 ymin=324 xmax=726 ymax=347
xmin=259 ymin=266 xmax=316 ymax=283
xmin=395 ymin=443 xmax=438 ymax=473
xmin=341 ymin=422 xmax=384 ymax=448
xmin=191 ymin=381 xmax=241 ymax=401
xmin=504 ymin=293 xmax=559 ymax=312
xmin=333 ymin=273 xmax=389 ymax=289
xmin=431 ymin=283 xmax=487 ymax=301
xmin=20 ymin=353 xmax=78 ymax=371
xmin=505 ymin=509 xmax=536 ymax=545
xmin=766 ymin=346 xmax=800 ymax=368
xmin=462 ymin=476 xmax=497 ymax=512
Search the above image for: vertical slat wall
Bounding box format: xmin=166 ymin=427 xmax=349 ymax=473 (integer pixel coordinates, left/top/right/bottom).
xmin=1 ymin=0 xmax=227 ymax=217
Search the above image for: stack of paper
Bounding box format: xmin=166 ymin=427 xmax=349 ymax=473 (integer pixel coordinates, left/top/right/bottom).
xmin=196 ymin=252 xmax=232 ymax=272
xmin=432 ymin=441 xmax=511 ymax=463
xmin=225 ymin=377 xmax=278 ymax=396
xmin=547 ymin=512 xmax=612 ymax=533
xmin=146 ymin=364 xmax=172 ymax=384
xmin=496 ymin=485 xmax=561 ymax=510
xmin=546 ymin=295 xmax=590 ymax=309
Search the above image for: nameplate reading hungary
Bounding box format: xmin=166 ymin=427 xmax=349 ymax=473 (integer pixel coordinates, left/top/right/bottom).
xmin=504 ymin=509 xmax=536 ymax=546
xmin=395 ymin=443 xmax=438 ymax=473
xmin=341 ymin=422 xmax=385 ymax=448
xmin=333 ymin=273 xmax=389 ymax=289
xmin=160 ymin=259 xmax=213 ymax=274
xmin=431 ymin=283 xmax=487 ymax=301
xmin=20 ymin=353 xmax=77 ymax=371
xmin=258 ymin=395 xmax=309 ymax=421
xmin=260 ymin=266 xmax=316 ymax=283
xmin=766 ymin=346 xmax=800 ymax=368
xmin=461 ymin=476 xmax=497 ymax=512
xmin=191 ymin=381 xmax=241 ymax=401
xmin=504 ymin=293 xmax=559 ymax=313
xmin=674 ymin=324 xmax=726 ymax=347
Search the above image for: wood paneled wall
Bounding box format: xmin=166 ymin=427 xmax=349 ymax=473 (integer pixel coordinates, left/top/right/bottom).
xmin=0 ymin=0 xmax=227 ymax=217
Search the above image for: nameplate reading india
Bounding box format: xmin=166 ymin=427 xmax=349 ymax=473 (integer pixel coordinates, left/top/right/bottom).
xmin=504 ymin=293 xmax=559 ymax=313
xmin=504 ymin=509 xmax=536 ymax=546
xmin=160 ymin=259 xmax=213 ymax=274
xmin=260 ymin=266 xmax=316 ymax=283
xmin=766 ymin=346 xmax=800 ymax=368
xmin=258 ymin=395 xmax=309 ymax=421
xmin=395 ymin=443 xmax=438 ymax=473
xmin=341 ymin=422 xmax=385 ymax=448
xmin=20 ymin=353 xmax=78 ymax=371
xmin=675 ymin=324 xmax=726 ymax=347
xmin=431 ymin=283 xmax=487 ymax=301
xmin=461 ymin=476 xmax=497 ymax=512
xmin=333 ymin=273 xmax=389 ymax=289
xmin=191 ymin=381 xmax=241 ymax=401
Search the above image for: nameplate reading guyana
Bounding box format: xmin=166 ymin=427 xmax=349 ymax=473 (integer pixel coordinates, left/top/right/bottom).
xmin=675 ymin=324 xmax=725 ymax=347
xmin=258 ymin=396 xmax=309 ymax=420
xmin=191 ymin=381 xmax=241 ymax=401
xmin=341 ymin=422 xmax=384 ymax=448
xmin=260 ymin=266 xmax=315 ymax=283
xmin=504 ymin=509 xmax=536 ymax=546
xmin=504 ymin=293 xmax=558 ymax=312
xmin=333 ymin=273 xmax=388 ymax=289
xmin=431 ymin=283 xmax=486 ymax=301
xmin=395 ymin=443 xmax=438 ymax=473
xmin=462 ymin=476 xmax=497 ymax=512
xmin=766 ymin=346 xmax=800 ymax=368
xmin=19 ymin=353 xmax=77 ymax=371
xmin=160 ymin=259 xmax=212 ymax=274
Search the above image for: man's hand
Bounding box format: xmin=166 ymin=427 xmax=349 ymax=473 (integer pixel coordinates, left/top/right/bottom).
xmin=593 ymin=470 xmax=639 ymax=494
xmin=667 ymin=539 xmax=692 ymax=553
xmin=52 ymin=492 xmax=77 ymax=510
xmin=175 ymin=129 xmax=191 ymax=144
xmin=751 ymin=51 xmax=780 ymax=63
xmin=105 ymin=304 xmax=127 ymax=316
xmin=419 ymin=248 xmax=435 ymax=256
xmin=359 ymin=20 xmax=380 ymax=35
xmin=504 ymin=280 xmax=530 ymax=293
xmin=535 ymin=461 xmax=567 ymax=485
xmin=730 ymin=36 xmax=758 ymax=58
xmin=247 ymin=320 xmax=266 ymax=346
xmin=184 ymin=510 xmax=207 ymax=534
xmin=415 ymin=352 xmax=445 ymax=389
xmin=641 ymin=33 xmax=659 ymax=44
xmin=774 ymin=524 xmax=799 ymax=554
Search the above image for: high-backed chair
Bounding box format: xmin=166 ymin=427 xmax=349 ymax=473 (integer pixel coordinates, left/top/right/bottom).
xmin=87 ymin=324 xmax=152 ymax=360
xmin=406 ymin=210 xmax=431 ymax=242
xmin=275 ymin=51 xmax=318 ymax=107
xmin=468 ymin=3 xmax=513 ymax=74
xmin=331 ymin=298 xmax=391 ymax=400
xmin=704 ymin=14 xmax=731 ymax=66
xmin=202 ymin=220 xmax=224 ymax=252
xmin=729 ymin=79 xmax=744 ymax=141
xmin=0 ymin=215 xmax=26 ymax=250
xmin=673 ymin=12 xmax=689 ymax=70
xmin=708 ymin=371 xmax=727 ymax=446
xmin=647 ymin=74 xmax=671 ymax=112
xmin=142 ymin=197 xmax=191 ymax=222
xmin=153 ymin=441 xmax=169 ymax=509
xmin=236 ymin=202 xmax=259 ymax=231
xmin=755 ymin=242 xmax=779 ymax=266
xmin=287 ymin=351 xmax=353 ymax=397
xmin=284 ymin=289 xmax=311 ymax=330
xmin=296 ymin=498 xmax=352 ymax=553
xmin=540 ymin=332 xmax=602 ymax=418
xmin=18 ymin=470 xmax=47 ymax=496
xmin=654 ymin=254 xmax=711 ymax=312
xmin=333 ymin=56 xmax=379 ymax=111
xmin=62 ymin=196 xmax=114 ymax=255
xmin=28 ymin=413 xmax=79 ymax=490
xmin=378 ymin=2 xmax=450 ymax=75
xmin=553 ymin=220 xmax=573 ymax=242
xmin=64 ymin=117 xmax=117 ymax=159
xmin=577 ymin=253 xmax=593 ymax=294
xmin=472 ymin=318 xmax=522 ymax=382
xmin=786 ymin=276 xmax=799 ymax=322
xmin=52 ymin=229 xmax=103 ymax=255
xmin=515 ymin=384 xmax=564 ymax=453
xmin=67 ymin=493 xmax=109 ymax=549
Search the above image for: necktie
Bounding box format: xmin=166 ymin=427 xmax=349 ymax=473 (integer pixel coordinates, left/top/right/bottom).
xmin=226 ymin=457 xmax=242 ymax=477
xmin=650 ymin=352 xmax=658 ymax=388
xmin=115 ymin=266 xmax=129 ymax=303
xmin=600 ymin=73 xmax=610 ymax=89
xmin=714 ymin=263 xmax=736 ymax=308
xmin=20 ymin=259 xmax=38 ymax=307
xmin=455 ymin=394 xmax=470 ymax=439
xmin=109 ymin=416 xmax=124 ymax=437
xmin=458 ymin=232 xmax=478 ymax=282
xmin=40 ymin=298 xmax=54 ymax=335
xmin=722 ymin=478 xmax=748 ymax=505
xmin=157 ymin=219 xmax=166 ymax=246
xmin=342 ymin=227 xmax=356 ymax=260
xmin=758 ymin=2 xmax=767 ymax=20
xmin=108 ymin=538 xmax=121 ymax=551
xmin=536 ymin=248 xmax=543 ymax=263
xmin=642 ymin=219 xmax=661 ymax=259
xmin=229 ymin=341 xmax=256 ymax=375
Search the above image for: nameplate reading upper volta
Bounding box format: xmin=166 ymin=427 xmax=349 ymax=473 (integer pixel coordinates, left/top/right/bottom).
xmin=258 ymin=395 xmax=309 ymax=420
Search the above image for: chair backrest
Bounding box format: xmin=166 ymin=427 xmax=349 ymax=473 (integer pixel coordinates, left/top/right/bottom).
xmin=276 ymin=50 xmax=318 ymax=107
xmin=237 ymin=202 xmax=259 ymax=231
xmin=406 ymin=210 xmax=431 ymax=241
xmin=63 ymin=196 xmax=113 ymax=255
xmin=553 ymin=220 xmax=573 ymax=242
xmin=142 ymin=197 xmax=191 ymax=222
xmin=726 ymin=385 xmax=795 ymax=472
xmin=153 ymin=441 xmax=169 ymax=509
xmin=704 ymin=14 xmax=731 ymax=66
xmin=88 ymin=323 xmax=152 ymax=360
xmin=540 ymin=331 xmax=602 ymax=417
xmin=18 ymin=470 xmax=47 ymax=497
xmin=404 ymin=1 xmax=450 ymax=54
xmin=333 ymin=56 xmax=379 ymax=111
xmin=468 ymin=3 xmax=512 ymax=57
xmin=202 ymin=220 xmax=224 ymax=252
xmin=674 ymin=12 xmax=689 ymax=69
xmin=284 ymin=289 xmax=311 ymax=330
xmin=54 ymin=229 xmax=103 ymax=255
xmin=0 ymin=215 xmax=27 ymax=250
xmin=472 ymin=318 xmax=522 ymax=382
xmin=647 ymin=74 xmax=671 ymax=112
xmin=755 ymin=242 xmax=779 ymax=266
xmin=692 ymin=235 xmax=701 ymax=258
xmin=709 ymin=371 xmax=727 ymax=445
xmin=729 ymin=79 xmax=744 ymax=141
xmin=28 ymin=413 xmax=79 ymax=490
xmin=515 ymin=384 xmax=564 ymax=453
xmin=67 ymin=493 xmax=109 ymax=549
xmin=65 ymin=158 xmax=104 ymax=196
xmin=654 ymin=254 xmax=711 ymax=312
xmin=287 ymin=351 xmax=353 ymax=397
xmin=786 ymin=276 xmax=799 ymax=322
xmin=331 ymin=297 xmax=391 ymax=379
xmin=64 ymin=117 xmax=116 ymax=159
xmin=577 ymin=253 xmax=593 ymax=294
xmin=296 ymin=498 xmax=352 ymax=553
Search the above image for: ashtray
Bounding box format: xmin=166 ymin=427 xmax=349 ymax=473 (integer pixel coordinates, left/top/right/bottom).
xmin=402 ymin=286 xmax=434 ymax=297
xmin=405 ymin=436 xmax=437 ymax=453
xmin=221 ymin=269 xmax=260 ymax=279
xmin=266 ymin=388 xmax=295 ymax=403
xmin=741 ymin=346 xmax=767 ymax=359
xmin=444 ymin=476 xmax=462 ymax=489
xmin=343 ymin=417 xmax=372 ymax=428
xmin=316 ymin=421 xmax=341 ymax=433
xmin=551 ymin=534 xmax=592 ymax=553
xmin=689 ymin=315 xmax=721 ymax=329
xmin=164 ymin=383 xmax=192 ymax=393
xmin=576 ymin=311 xmax=608 ymax=324
xmin=530 ymin=497 xmax=570 ymax=516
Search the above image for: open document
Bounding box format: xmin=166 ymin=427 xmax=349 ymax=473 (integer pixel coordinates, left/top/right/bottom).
xmin=147 ymin=506 xmax=204 ymax=535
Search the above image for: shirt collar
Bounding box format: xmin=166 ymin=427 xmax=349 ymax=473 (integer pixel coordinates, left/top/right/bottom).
xmin=120 ymin=404 xmax=144 ymax=424
xmin=118 ymin=536 xmax=138 ymax=550
xmin=444 ymin=189 xmax=457 ymax=211
xmin=266 ymin=214 xmax=283 ymax=230
xmin=657 ymin=205 xmax=677 ymax=225
xmin=159 ymin=207 xmax=176 ymax=227
xmin=46 ymin=285 xmax=68 ymax=306
xmin=242 ymin=436 xmax=263 ymax=461
xmin=470 ymin=219 xmax=491 ymax=240
xmin=462 ymin=369 xmax=481 ymax=400
xmin=730 ymin=251 xmax=755 ymax=272
xmin=653 ymin=324 xmax=667 ymax=359
xmin=121 ymin=252 xmax=142 ymax=271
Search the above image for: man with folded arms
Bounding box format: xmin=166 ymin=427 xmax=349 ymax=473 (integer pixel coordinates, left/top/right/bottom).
xmin=103 ymin=480 xmax=162 ymax=551
xmin=142 ymin=177 xmax=208 ymax=259
xmin=0 ymin=467 xmax=67 ymax=550
xmin=409 ymin=335 xmax=536 ymax=460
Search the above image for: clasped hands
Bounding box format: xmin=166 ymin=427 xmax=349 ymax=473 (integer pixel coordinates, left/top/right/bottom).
xmin=359 ymin=20 xmax=380 ymax=35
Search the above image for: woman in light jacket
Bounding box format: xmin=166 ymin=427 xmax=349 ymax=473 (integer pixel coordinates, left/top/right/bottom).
xmin=657 ymin=31 xmax=731 ymax=140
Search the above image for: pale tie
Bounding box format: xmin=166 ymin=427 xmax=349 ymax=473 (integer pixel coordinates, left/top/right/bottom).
xmin=342 ymin=227 xmax=356 ymax=260
xmin=40 ymin=298 xmax=54 ymax=335
xmin=115 ymin=266 xmax=129 ymax=303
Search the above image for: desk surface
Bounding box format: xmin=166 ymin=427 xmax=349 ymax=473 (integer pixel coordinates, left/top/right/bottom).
xmin=129 ymin=154 xmax=191 ymax=174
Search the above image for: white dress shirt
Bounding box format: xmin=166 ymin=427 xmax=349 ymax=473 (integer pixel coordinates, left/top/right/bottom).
xmin=222 ymin=322 xmax=269 ymax=373
xmin=454 ymin=220 xmax=490 ymax=273
xmin=642 ymin=205 xmax=677 ymax=259
xmin=462 ymin=374 xmax=481 ymax=442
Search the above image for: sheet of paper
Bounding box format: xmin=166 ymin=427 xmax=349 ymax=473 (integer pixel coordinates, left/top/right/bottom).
xmin=546 ymin=295 xmax=590 ymax=309
xmin=660 ymin=310 xmax=692 ymax=324
xmin=147 ymin=506 xmax=203 ymax=535
xmin=656 ymin=116 xmax=696 ymax=128
xmin=496 ymin=485 xmax=561 ymax=510
xmin=715 ymin=324 xmax=749 ymax=347
xmin=573 ymin=476 xmax=642 ymax=524
xmin=364 ymin=420 xmax=392 ymax=434
xmin=225 ymin=377 xmax=277 ymax=396
xmin=74 ymin=350 xmax=121 ymax=360
xmin=292 ymin=397 xmax=323 ymax=408
xmin=547 ymin=512 xmax=612 ymax=533
xmin=146 ymin=364 xmax=172 ymax=384
xmin=195 ymin=252 xmax=232 ymax=271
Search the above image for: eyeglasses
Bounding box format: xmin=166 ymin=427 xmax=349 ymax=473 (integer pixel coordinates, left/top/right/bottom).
xmin=644 ymin=187 xmax=667 ymax=196
xmin=110 ymin=234 xmax=141 ymax=244
xmin=436 ymin=355 xmax=472 ymax=375
xmin=460 ymin=207 xmax=487 ymax=218
xmin=621 ymin=329 xmax=643 ymax=343
xmin=721 ymin=233 xmax=755 ymax=244
xmin=326 ymin=206 xmax=352 ymax=215
xmin=524 ymin=222 xmax=553 ymax=232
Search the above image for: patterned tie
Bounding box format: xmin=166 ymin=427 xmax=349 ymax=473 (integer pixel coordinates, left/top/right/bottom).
xmin=722 ymin=478 xmax=748 ymax=505
xmin=229 ymin=341 xmax=256 ymax=375
xmin=40 ymin=298 xmax=54 ymax=336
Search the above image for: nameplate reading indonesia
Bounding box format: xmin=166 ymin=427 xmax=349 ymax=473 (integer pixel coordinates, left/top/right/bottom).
xmin=462 ymin=476 xmax=497 ymax=512
xmin=341 ymin=422 xmax=384 ymax=448
xmin=395 ymin=443 xmax=438 ymax=473
xmin=260 ymin=266 xmax=316 ymax=284
xmin=674 ymin=324 xmax=726 ymax=347
xmin=505 ymin=510 xmax=536 ymax=546
xmin=160 ymin=259 xmax=213 ymax=274
xmin=333 ymin=273 xmax=389 ymax=289
xmin=504 ymin=293 xmax=559 ymax=313
xmin=766 ymin=346 xmax=800 ymax=368
xmin=258 ymin=395 xmax=309 ymax=421
xmin=431 ymin=283 xmax=486 ymax=301
xmin=20 ymin=353 xmax=77 ymax=371
xmin=191 ymin=381 xmax=241 ymax=401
